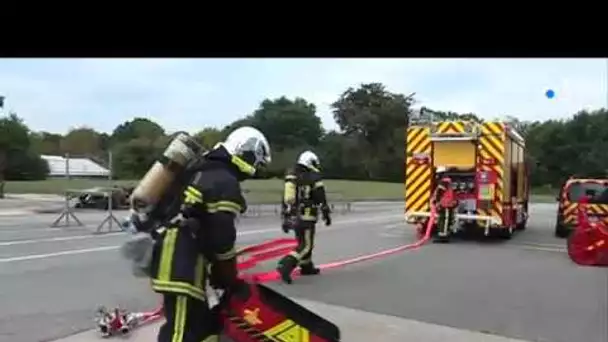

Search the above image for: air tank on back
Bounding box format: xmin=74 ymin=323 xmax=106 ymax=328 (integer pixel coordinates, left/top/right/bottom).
xmin=129 ymin=132 xmax=204 ymax=213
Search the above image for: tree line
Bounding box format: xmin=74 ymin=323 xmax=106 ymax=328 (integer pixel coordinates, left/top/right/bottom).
xmin=1 ymin=81 xmax=607 ymax=195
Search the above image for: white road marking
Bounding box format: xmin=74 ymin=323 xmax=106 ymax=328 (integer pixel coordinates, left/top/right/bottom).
xmin=0 ymin=214 xmax=405 ymax=247
xmin=0 ymin=215 xmax=405 ymax=263
xmin=378 ymin=222 xmax=414 ymax=238
xmin=0 ymin=210 xmax=34 ymax=217
xmin=510 ymin=241 xmax=566 ymax=249
xmin=0 ymin=232 xmax=124 ymax=246
xmin=0 ymin=226 xmax=73 ymax=233
xmin=0 ymin=222 xmax=100 ymax=232
xmin=514 ymin=245 xmax=567 ymax=253
xmin=0 ymin=246 xmax=120 ymax=262
xmin=509 ymin=242 xmax=567 ymax=253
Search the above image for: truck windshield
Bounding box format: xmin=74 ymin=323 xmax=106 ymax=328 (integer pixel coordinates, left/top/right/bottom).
xmin=566 ymin=182 xmax=608 ymax=203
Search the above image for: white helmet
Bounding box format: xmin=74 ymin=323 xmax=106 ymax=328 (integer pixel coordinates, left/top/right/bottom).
xmin=220 ymin=126 xmax=271 ymax=176
xmin=297 ymin=150 xmax=320 ymax=171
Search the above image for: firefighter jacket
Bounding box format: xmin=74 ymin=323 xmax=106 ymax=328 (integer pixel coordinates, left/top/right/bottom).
xmin=149 ymin=146 xmax=247 ymax=302
xmin=282 ymin=165 xmax=330 ymax=223
xmin=433 ymin=181 xmax=457 ymax=209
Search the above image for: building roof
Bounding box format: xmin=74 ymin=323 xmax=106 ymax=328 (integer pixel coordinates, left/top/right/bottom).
xmin=41 ymin=155 xmax=110 ymax=177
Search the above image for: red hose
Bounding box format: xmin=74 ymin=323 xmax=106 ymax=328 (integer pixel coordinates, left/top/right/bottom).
xmin=135 ymin=238 xmax=298 ymax=324
xmin=136 ymin=207 xmax=436 ymax=326
xmin=236 ymin=238 xmax=298 ymax=271
xmin=138 ymin=306 xmax=163 ymax=325
xmin=243 ymin=205 xmax=436 ymax=283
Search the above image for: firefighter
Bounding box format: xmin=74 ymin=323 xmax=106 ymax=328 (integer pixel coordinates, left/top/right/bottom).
xmin=432 ymin=168 xmax=457 ymax=242
xmin=129 ymin=126 xmax=271 ymax=342
xmin=277 ymin=150 xmax=331 ymax=284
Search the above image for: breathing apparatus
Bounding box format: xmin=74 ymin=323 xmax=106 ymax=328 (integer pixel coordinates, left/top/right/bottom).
xmin=128 ymin=132 xmax=204 ymax=232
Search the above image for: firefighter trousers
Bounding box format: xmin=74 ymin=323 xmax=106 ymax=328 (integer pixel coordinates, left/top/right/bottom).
xmin=157 ymin=294 xmax=220 ymax=342
xmin=437 ymin=207 xmax=455 ymax=237
xmin=278 ymin=221 xmax=317 ymax=273
xmin=294 ymin=221 xmax=316 ymax=267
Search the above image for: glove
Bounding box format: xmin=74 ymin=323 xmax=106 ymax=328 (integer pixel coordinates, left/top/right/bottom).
xmin=209 ymin=302 xmax=225 ymax=333
xmin=209 ymin=277 xmax=248 ymax=334
xmin=281 ymin=215 xmax=296 ymax=233
xmin=120 ymin=232 xmax=155 ymax=278
xmin=120 ymin=214 xmax=138 ymax=234
xmin=322 ymin=205 xmax=332 ymax=226
xmin=209 ymin=258 xmax=244 ymax=292
xmin=122 ymin=210 xmax=154 ymax=234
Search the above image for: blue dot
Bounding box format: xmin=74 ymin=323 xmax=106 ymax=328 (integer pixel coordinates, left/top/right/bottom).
xmin=545 ymin=89 xmax=555 ymax=99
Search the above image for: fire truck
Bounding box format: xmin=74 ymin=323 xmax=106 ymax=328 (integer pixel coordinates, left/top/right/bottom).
xmin=404 ymin=120 xmax=530 ymax=240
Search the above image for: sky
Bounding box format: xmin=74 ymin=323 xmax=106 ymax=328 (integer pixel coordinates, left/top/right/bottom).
xmin=0 ymin=58 xmax=606 ymax=135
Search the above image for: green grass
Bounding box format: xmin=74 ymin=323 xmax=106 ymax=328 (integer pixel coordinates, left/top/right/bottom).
xmin=530 ymin=194 xmax=557 ymax=203
xmin=2 ymin=178 xmax=561 ymax=204
xmin=530 ymin=185 xmax=558 ymax=203
xmin=3 ymin=178 xmax=405 ymax=204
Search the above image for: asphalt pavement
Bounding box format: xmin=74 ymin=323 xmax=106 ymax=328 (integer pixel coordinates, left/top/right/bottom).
xmin=0 ymin=202 xmax=606 ymax=342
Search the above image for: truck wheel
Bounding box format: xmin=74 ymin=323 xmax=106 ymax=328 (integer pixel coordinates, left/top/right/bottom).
xmin=496 ymin=226 xmax=513 ymax=240
xmin=554 ymin=223 xmax=570 ymax=238
xmin=516 ymin=212 xmax=528 ymax=231
xmin=515 ymin=202 xmax=529 ymax=231
xmin=433 ymin=235 xmax=450 ymax=243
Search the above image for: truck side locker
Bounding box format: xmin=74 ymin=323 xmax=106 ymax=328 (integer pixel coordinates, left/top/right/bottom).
xmin=405 ymin=126 xmax=433 ymax=224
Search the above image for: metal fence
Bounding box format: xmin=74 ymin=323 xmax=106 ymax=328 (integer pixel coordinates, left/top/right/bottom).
xmin=240 ymin=202 xmax=353 ymax=218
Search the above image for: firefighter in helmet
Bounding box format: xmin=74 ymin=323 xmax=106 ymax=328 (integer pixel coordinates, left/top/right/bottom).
xmin=432 ymin=166 xmax=457 ymax=242
xmin=128 ymin=126 xmax=272 ymax=342
xmin=277 ymin=150 xmax=331 ymax=284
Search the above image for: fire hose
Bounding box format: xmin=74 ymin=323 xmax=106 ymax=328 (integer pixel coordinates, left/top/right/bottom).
xmin=97 ymin=205 xmax=436 ymax=337
xmin=243 ymin=206 xmax=436 ymax=283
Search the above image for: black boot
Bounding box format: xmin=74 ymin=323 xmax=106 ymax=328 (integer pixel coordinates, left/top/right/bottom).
xmin=299 ymin=262 xmax=320 ymax=276
xmin=277 ymin=255 xmax=298 ymax=284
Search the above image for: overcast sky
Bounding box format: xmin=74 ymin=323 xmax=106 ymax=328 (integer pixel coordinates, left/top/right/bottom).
xmin=0 ymin=58 xmax=605 ymax=134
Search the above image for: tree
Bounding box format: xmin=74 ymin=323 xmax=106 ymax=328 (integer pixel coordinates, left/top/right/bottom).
xmin=331 ymin=83 xmax=409 ymax=180
xmin=193 ymin=127 xmax=222 ymax=150
xmin=60 ymin=127 xmax=103 ymax=157
xmin=0 ymin=113 xmax=47 ymax=197
xmin=417 ymin=107 xmax=483 ymax=123
xmin=519 ymin=109 xmax=608 ymax=188
xmin=112 ymin=136 xmax=167 ymax=179
xmin=10 ymin=82 xmax=608 ymax=188
xmin=220 ymin=116 xmax=255 ymax=140
xmin=504 ymin=115 xmax=530 ymax=136
xmin=317 ymin=131 xmax=357 ymax=180
xmin=111 ymin=118 xmax=165 ymax=145
xmin=250 ymin=97 xmax=323 ymax=150
xmin=4 ymin=150 xmax=49 ymax=181
xmin=265 ymin=147 xmax=302 ymax=178
xmin=332 ymin=83 xmax=408 ymax=140
xmin=30 ymin=131 xmax=63 ymax=156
